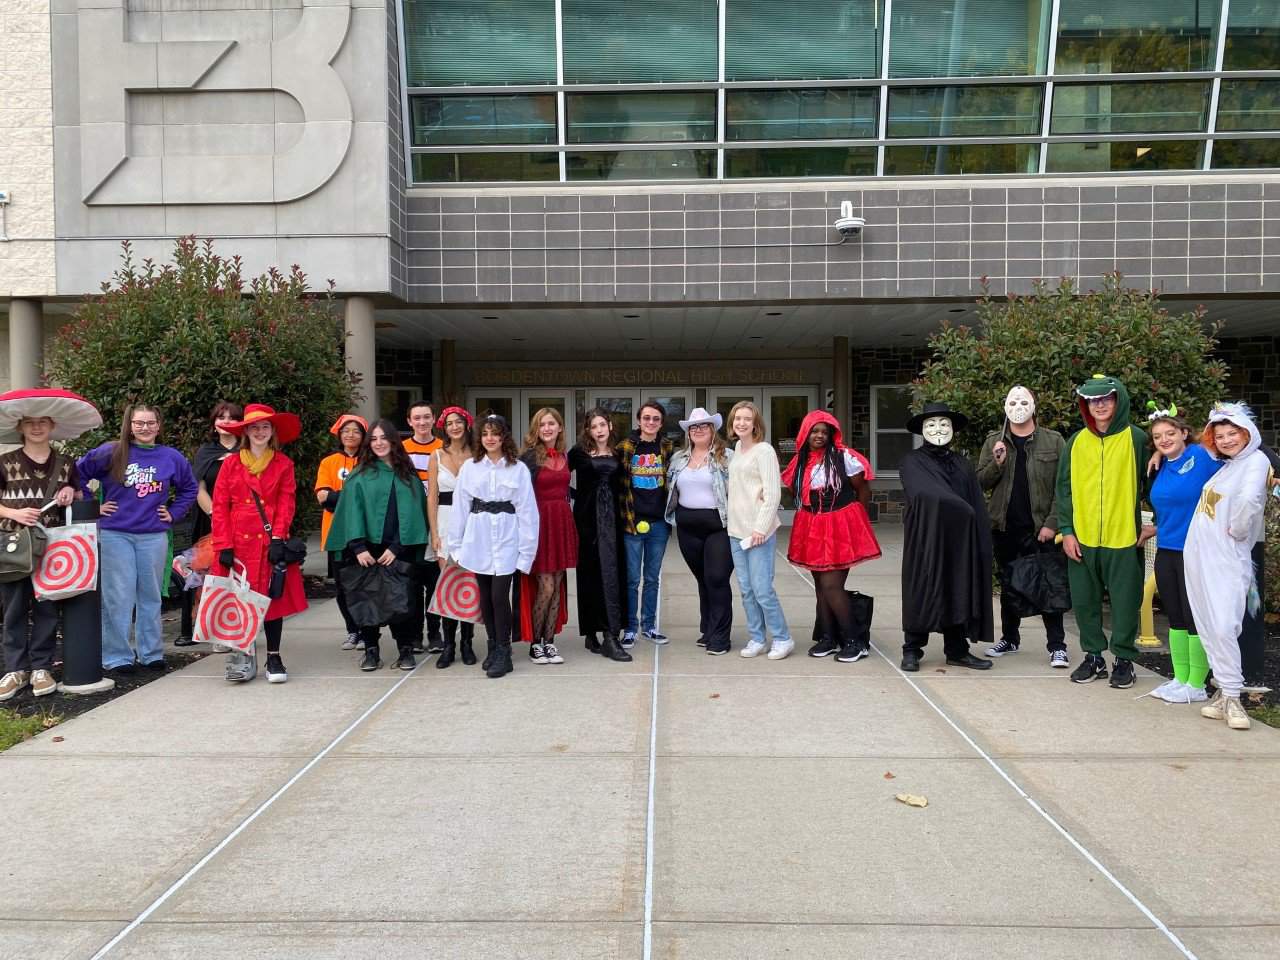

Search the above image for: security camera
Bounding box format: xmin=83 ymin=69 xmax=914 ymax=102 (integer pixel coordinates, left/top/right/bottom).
xmin=0 ymin=190 xmax=9 ymax=205
xmin=834 ymin=200 xmax=864 ymax=240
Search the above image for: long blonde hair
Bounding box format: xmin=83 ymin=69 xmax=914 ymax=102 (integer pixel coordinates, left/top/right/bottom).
xmin=523 ymin=407 xmax=566 ymax=465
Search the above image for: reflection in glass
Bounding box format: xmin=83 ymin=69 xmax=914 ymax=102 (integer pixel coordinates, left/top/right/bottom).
xmin=727 ymin=89 xmax=878 ymax=141
xmin=566 ymin=150 xmax=717 ymax=180
xmin=890 ymin=0 xmax=1050 ymax=77
xmin=884 ymin=142 xmax=1040 ymax=176
xmin=566 ymin=92 xmax=716 ymax=144
xmin=562 ymin=0 xmax=717 ymax=83
xmin=403 ymin=0 xmax=556 ymax=86
xmin=1223 ymin=1 xmax=1280 ymax=69
xmin=411 ymin=95 xmax=557 ymax=146
xmin=1045 ymin=139 xmax=1204 ymax=173
xmin=649 ymin=396 xmax=690 ymax=444
xmin=1216 ymin=80 xmax=1280 ymax=132
xmin=726 ymin=147 xmax=878 ymax=178
xmin=1211 ymin=139 xmax=1280 ymax=169
xmin=1055 ymin=0 xmax=1218 ymax=73
xmin=875 ymin=432 xmax=918 ymax=473
xmin=887 ymin=86 xmax=1043 ymax=138
xmin=472 ymin=396 xmax=515 ymax=426
xmin=725 ymin=0 xmax=882 ymax=80
xmin=769 ymin=393 xmax=811 ymax=511
xmin=593 ymin=397 xmax=635 ymax=445
xmin=412 ymin=152 xmax=560 ymax=182
xmin=1050 ymin=82 xmax=1210 ymax=134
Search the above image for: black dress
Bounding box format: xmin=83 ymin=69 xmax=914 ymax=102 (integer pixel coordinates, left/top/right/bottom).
xmin=569 ymin=446 xmax=628 ymax=637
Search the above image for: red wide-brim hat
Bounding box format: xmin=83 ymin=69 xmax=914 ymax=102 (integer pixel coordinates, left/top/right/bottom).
xmin=225 ymin=403 xmax=302 ymax=445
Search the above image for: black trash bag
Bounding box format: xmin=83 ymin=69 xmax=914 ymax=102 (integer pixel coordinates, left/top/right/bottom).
xmin=1004 ymin=546 xmax=1072 ymax=616
xmin=338 ymin=560 xmax=414 ymax=628
xmin=809 ymin=590 xmax=874 ymax=646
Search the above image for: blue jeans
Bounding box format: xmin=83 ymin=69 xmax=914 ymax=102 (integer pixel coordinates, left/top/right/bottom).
xmin=730 ymin=535 xmax=791 ymax=647
xmin=624 ymin=521 xmax=670 ymax=633
xmin=100 ymin=529 xmax=168 ymax=668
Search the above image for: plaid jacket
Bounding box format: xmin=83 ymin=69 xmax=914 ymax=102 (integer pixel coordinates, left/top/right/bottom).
xmin=615 ymin=432 xmax=675 ymax=535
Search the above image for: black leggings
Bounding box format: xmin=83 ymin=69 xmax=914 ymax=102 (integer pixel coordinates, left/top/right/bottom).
xmin=265 ymin=618 xmax=282 ymax=654
xmin=476 ymin=573 xmax=514 ymax=648
xmin=1153 ymin=548 xmax=1197 ymax=633
xmin=812 ymin=568 xmax=861 ymax=650
xmin=675 ymin=507 xmax=733 ymax=649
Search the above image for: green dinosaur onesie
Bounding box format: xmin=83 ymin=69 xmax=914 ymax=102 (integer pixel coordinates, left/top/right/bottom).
xmin=1056 ymin=375 xmax=1151 ymax=661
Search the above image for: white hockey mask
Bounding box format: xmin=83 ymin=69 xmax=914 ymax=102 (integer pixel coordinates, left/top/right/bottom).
xmin=922 ymin=416 xmax=953 ymax=447
xmin=1004 ymin=386 xmax=1035 ymax=425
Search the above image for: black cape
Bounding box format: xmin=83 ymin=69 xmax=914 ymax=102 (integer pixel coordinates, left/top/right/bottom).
xmin=899 ymin=444 xmax=994 ymax=644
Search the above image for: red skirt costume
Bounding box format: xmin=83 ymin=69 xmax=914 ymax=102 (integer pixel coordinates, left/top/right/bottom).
xmin=782 ymin=410 xmax=881 ymax=572
xmin=530 ymin=454 xmax=579 ymax=574
xmin=211 ymin=453 xmax=308 ymax=620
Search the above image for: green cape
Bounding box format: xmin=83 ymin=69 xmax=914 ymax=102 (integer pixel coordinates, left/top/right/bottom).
xmin=325 ymin=461 xmax=428 ymax=556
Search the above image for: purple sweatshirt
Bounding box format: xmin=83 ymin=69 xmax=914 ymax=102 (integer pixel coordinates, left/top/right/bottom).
xmin=76 ymin=443 xmax=198 ymax=534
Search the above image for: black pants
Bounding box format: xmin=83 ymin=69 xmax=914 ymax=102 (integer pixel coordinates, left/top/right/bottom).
xmin=903 ymin=625 xmax=971 ymax=660
xmin=675 ymin=507 xmax=733 ymax=650
xmin=410 ymin=561 xmax=442 ymax=643
xmin=181 ymin=588 xmax=195 ymax=639
xmin=476 ymin=573 xmax=514 ymax=648
xmin=1153 ymin=548 xmax=1197 ymax=633
xmin=360 ymin=617 xmax=414 ymax=655
xmin=993 ymin=528 xmax=1066 ymax=652
xmin=0 ymin=578 xmax=58 ymax=673
xmin=1239 ymin=540 xmax=1266 ymax=682
xmin=264 ymin=618 xmax=283 ymax=654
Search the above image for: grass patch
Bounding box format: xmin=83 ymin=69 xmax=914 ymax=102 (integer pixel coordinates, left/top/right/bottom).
xmin=0 ymin=707 xmax=61 ymax=752
xmin=1246 ymin=702 xmax=1280 ymax=729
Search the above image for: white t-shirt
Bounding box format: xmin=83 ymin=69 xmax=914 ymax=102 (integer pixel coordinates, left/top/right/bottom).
xmin=675 ymin=463 xmax=718 ymax=509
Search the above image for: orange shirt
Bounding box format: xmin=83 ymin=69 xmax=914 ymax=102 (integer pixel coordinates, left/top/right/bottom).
xmin=403 ymin=436 xmax=443 ymax=492
xmin=315 ymin=451 xmax=358 ymax=549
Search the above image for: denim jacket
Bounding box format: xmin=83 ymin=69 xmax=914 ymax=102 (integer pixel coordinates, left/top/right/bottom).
xmin=664 ymin=447 xmax=733 ymax=528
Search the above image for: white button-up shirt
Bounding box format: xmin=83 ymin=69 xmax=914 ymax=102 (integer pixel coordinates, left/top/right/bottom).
xmin=447 ymin=454 xmax=539 ymax=576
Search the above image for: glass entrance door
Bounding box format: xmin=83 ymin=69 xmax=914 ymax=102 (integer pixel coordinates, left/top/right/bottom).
xmin=588 ymin=390 xmax=692 ymax=446
xmin=467 ymin=389 xmax=576 ymax=441
xmin=764 ymin=387 xmax=817 ymax=515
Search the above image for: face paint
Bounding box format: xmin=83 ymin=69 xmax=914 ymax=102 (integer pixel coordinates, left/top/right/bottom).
xmin=921 ymin=416 xmax=953 ymax=447
xmin=1004 ymin=386 xmax=1035 ymax=425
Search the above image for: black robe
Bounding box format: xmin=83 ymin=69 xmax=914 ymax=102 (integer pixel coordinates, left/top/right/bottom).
xmin=568 ymin=446 xmax=628 ymax=636
xmin=899 ymin=444 xmax=994 ymax=644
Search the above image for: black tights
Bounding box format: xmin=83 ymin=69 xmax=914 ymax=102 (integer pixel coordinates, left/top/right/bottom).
xmin=532 ymin=572 xmax=563 ymax=641
xmin=264 ymin=618 xmax=282 ymax=654
xmin=813 ymin=568 xmax=858 ymax=648
xmin=476 ymin=574 xmax=514 ymax=648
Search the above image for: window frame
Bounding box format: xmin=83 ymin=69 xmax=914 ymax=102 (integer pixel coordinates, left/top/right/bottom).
xmin=869 ymin=384 xmax=922 ymax=479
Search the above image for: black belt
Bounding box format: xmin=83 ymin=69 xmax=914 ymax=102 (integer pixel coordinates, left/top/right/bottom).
xmin=470 ymin=499 xmax=515 ymax=515
xmin=437 ymin=492 xmax=453 ymax=506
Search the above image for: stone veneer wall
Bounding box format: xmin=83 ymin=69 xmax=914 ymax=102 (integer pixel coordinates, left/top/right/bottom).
xmin=376 ymin=347 xmax=432 ymax=395
xmin=1216 ymin=335 xmax=1280 ymax=446
xmin=0 ymin=0 xmax=55 ymax=297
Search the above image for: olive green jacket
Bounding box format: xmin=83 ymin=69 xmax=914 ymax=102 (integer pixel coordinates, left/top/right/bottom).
xmin=975 ymin=425 xmax=1065 ymax=533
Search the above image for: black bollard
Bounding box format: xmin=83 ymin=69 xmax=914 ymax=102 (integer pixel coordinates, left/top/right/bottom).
xmin=59 ymin=499 xmax=114 ymax=694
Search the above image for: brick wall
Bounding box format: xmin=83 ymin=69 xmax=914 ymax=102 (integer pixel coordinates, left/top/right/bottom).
xmin=1216 ymin=335 xmax=1280 ymax=445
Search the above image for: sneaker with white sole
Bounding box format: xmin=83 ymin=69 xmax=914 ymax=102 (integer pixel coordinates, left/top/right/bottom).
xmin=1180 ymin=685 xmax=1209 ymax=703
xmin=341 ymin=633 xmax=359 ymax=651
xmin=1224 ymin=695 xmax=1251 ymax=730
xmin=767 ymin=640 xmax=795 ymax=660
xmin=1200 ymin=690 xmax=1226 ymax=720
xmin=543 ymin=642 xmax=564 ymax=664
xmin=835 ymin=643 xmax=869 ymax=663
xmin=1150 ymin=678 xmax=1184 ymax=701
xmin=808 ymin=637 xmax=839 ymax=658
xmin=740 ymin=641 xmax=767 ymax=659
xmin=29 ymin=670 xmax=57 ymax=697
xmin=0 ymin=671 xmax=29 ymax=701
xmin=529 ymin=642 xmax=548 ymax=664
xmin=986 ymin=638 xmax=1019 ymax=658
xmin=1049 ymin=649 xmax=1070 ymax=669
xmin=642 ymin=630 xmax=669 ymax=645
xmin=620 ymin=631 xmax=636 ymax=649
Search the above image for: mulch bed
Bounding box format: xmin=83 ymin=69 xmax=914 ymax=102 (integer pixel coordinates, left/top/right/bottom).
xmin=1134 ymin=621 xmax=1280 ymax=712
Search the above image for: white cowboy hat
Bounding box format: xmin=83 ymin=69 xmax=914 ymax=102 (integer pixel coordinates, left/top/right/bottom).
xmin=678 ymin=407 xmax=723 ymax=432
xmin=0 ymin=388 xmax=103 ymax=443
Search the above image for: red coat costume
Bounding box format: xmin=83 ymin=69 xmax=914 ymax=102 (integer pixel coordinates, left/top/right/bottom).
xmin=211 ymin=452 xmax=308 ymax=620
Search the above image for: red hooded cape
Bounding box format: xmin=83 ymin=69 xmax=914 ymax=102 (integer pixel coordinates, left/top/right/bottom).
xmin=780 ymin=410 xmax=874 ymax=496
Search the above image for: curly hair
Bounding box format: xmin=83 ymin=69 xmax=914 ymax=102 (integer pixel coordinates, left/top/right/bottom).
xmin=473 ymin=414 xmax=520 ymax=466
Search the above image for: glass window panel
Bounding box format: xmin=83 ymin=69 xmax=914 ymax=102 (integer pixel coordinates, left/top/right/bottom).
xmin=1211 ymin=138 xmax=1280 ymax=169
xmin=1050 ymin=81 xmax=1210 ymax=134
xmin=1217 ymin=80 xmax=1280 ymax=132
xmin=883 ymin=142 xmax=1040 ymax=175
xmin=725 ymin=147 xmax=877 ymax=178
xmin=411 ymin=95 xmax=557 ymax=147
xmin=887 ymin=86 xmax=1043 ymax=138
xmin=889 ymin=0 xmax=1050 ymax=77
xmin=875 ymin=386 xmax=914 ymax=425
xmin=566 ymin=92 xmax=716 ymax=144
xmin=471 ymin=395 xmax=514 ymax=424
xmin=411 ymin=151 xmax=560 ymax=183
xmin=563 ymin=0 xmax=717 ymax=83
xmin=648 ymin=395 xmax=690 ymax=443
xmin=1055 ymin=0 xmax=1219 ymax=73
xmin=725 ymin=0 xmax=882 ymax=80
xmin=1045 ymin=139 xmax=1205 ymax=173
xmin=874 ymin=431 xmax=917 ymax=473
xmin=726 ymin=89 xmax=878 ymax=141
xmin=566 ymin=149 xmax=717 ymax=180
xmin=1224 ymin=1 xmax=1280 ymax=69
xmin=402 ymin=0 xmax=556 ymax=86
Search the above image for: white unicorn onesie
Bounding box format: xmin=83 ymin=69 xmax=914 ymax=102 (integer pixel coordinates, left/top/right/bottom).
xmin=1183 ymin=402 xmax=1272 ymax=730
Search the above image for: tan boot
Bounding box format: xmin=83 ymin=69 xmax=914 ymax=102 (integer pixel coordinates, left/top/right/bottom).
xmin=1200 ymin=690 xmax=1226 ymax=720
xmin=1224 ymin=696 xmax=1252 ymax=731
xmin=0 ymin=671 xmax=29 ymax=701
xmin=29 ymin=670 xmax=57 ymax=697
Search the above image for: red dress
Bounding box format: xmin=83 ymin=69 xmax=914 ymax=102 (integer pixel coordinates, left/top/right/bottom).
xmin=530 ymin=454 xmax=579 ymax=574
xmin=211 ymin=453 xmax=308 ymax=620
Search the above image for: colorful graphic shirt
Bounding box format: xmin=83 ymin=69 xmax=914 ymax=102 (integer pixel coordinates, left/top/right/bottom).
xmin=76 ymin=443 xmax=198 ymax=534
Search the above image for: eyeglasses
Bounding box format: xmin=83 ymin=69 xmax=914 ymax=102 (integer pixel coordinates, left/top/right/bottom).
xmin=639 ymin=415 xmax=663 ymax=422
xmin=689 ymin=423 xmax=713 ymax=430
xmin=131 ymin=420 xmax=159 ymax=428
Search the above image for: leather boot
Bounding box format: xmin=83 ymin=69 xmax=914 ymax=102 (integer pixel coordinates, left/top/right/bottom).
xmin=600 ymin=632 xmax=632 ymax=662
xmin=482 ymin=634 xmax=494 ymax=672
xmin=436 ymin=638 xmax=456 ymax=669
xmin=459 ymin=622 xmax=477 ymax=666
xmin=486 ymin=641 xmax=513 ymax=678
xmin=585 ymin=632 xmax=602 ymax=654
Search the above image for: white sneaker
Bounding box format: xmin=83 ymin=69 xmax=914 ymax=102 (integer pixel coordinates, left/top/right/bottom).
xmin=1180 ymin=685 xmax=1209 ymax=703
xmin=543 ymin=642 xmax=564 ymax=665
xmin=767 ymin=640 xmax=795 ymax=660
xmin=1150 ymin=679 xmax=1184 ymax=701
xmin=740 ymin=641 xmax=767 ymax=659
xmin=1224 ymin=695 xmax=1252 ymax=730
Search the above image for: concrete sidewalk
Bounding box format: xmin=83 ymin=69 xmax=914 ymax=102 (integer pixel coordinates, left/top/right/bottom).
xmin=3 ymin=526 xmax=1277 ymax=960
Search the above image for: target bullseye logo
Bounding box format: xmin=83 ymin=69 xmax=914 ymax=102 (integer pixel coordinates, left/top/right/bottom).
xmin=34 ymin=533 xmax=97 ymax=596
xmin=431 ymin=565 xmax=481 ymax=623
xmin=198 ymin=586 xmax=263 ymax=651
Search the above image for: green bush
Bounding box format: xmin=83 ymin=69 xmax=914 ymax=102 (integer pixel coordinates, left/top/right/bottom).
xmin=47 ymin=238 xmax=359 ymax=535
xmin=914 ymin=275 xmax=1227 ymax=456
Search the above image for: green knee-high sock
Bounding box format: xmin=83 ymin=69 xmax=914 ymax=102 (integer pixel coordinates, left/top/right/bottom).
xmin=1186 ymin=634 xmax=1210 ymax=689
xmin=1168 ymin=628 xmax=1189 ymax=684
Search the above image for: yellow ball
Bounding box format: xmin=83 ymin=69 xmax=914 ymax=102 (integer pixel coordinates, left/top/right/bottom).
xmin=636 ymin=520 xmax=651 ymax=534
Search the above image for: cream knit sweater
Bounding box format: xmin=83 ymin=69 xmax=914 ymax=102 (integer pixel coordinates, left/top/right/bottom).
xmin=726 ymin=441 xmax=783 ymax=540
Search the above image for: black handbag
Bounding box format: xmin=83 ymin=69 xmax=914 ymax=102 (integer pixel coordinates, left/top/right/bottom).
xmin=337 ymin=560 xmax=413 ymax=628
xmin=1004 ymin=542 xmax=1072 ymax=616
xmin=809 ymin=590 xmax=874 ymax=646
xmin=250 ymin=491 xmax=307 ymax=564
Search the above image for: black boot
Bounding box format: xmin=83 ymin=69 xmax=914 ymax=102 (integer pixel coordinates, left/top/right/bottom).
xmin=585 ymin=632 xmax=602 ymax=654
xmin=482 ymin=634 xmax=494 ymax=672
xmin=486 ymin=641 xmax=513 ymax=678
xmin=600 ymin=632 xmax=632 ymax=662
xmin=460 ymin=623 xmax=477 ymax=666
xmin=436 ymin=638 xmax=456 ymax=669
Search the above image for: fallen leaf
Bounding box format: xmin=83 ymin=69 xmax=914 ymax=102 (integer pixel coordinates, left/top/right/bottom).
xmin=883 ymin=771 xmax=896 ymax=780
xmin=52 ymin=736 xmax=64 ymax=743
xmin=709 ymin=693 xmax=720 ymax=699
xmin=895 ymin=793 xmax=928 ymax=808
xmin=934 ymin=668 xmax=947 ymax=674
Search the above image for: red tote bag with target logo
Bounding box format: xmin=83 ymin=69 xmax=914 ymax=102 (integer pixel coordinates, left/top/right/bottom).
xmin=428 ymin=562 xmax=482 ymax=624
xmin=193 ymin=563 xmax=271 ymax=652
xmin=33 ymin=512 xmax=99 ymax=601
